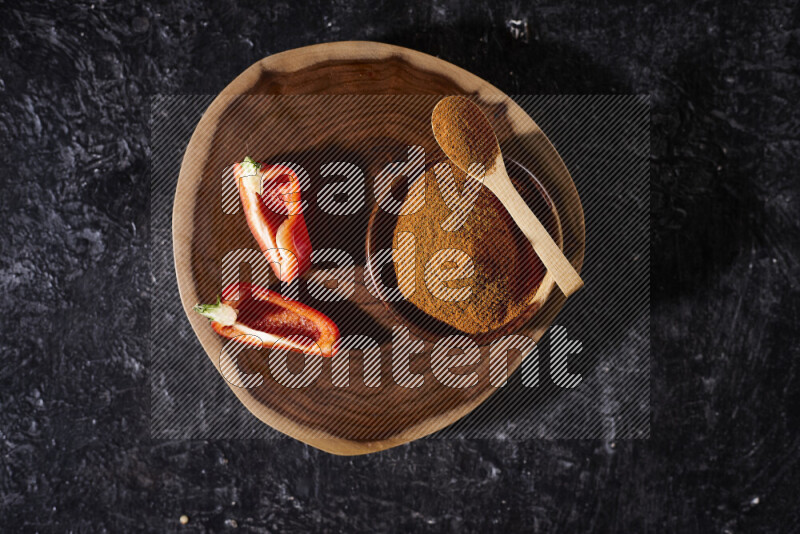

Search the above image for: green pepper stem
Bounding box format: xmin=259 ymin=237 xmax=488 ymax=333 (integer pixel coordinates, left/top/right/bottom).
xmin=193 ymin=296 xmax=238 ymax=326
xmin=240 ymin=156 xmax=263 ymax=193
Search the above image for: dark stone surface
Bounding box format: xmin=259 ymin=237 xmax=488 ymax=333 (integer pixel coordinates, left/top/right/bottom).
xmin=1 ymin=0 xmax=798 ymax=532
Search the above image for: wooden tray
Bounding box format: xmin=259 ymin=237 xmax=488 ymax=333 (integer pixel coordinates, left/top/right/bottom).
xmin=173 ymin=41 xmax=585 ymax=455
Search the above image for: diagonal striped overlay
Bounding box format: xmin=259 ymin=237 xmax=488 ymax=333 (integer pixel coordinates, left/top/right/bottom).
xmin=150 ymin=95 xmax=649 ymax=441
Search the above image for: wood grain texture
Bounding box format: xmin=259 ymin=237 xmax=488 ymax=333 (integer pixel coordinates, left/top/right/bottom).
xmin=173 ymin=41 xmax=585 ymax=455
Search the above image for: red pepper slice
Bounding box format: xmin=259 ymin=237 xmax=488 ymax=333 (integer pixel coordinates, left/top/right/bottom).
xmin=234 ymin=157 xmax=312 ymax=283
xmin=193 ymin=283 xmax=339 ymax=357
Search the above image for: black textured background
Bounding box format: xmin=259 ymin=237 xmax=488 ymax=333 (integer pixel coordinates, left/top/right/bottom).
xmin=1 ymin=0 xmax=799 ymax=532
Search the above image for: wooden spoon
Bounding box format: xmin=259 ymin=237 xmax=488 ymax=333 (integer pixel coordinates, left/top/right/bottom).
xmin=431 ymin=96 xmax=584 ymax=297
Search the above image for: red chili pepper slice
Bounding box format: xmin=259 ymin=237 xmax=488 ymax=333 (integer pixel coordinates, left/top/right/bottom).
xmin=234 ymin=157 xmax=312 ymax=283
xmin=193 ymin=283 xmax=339 ymax=357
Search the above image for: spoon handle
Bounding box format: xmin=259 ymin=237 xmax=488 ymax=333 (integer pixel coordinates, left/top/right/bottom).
xmin=485 ymin=168 xmax=584 ymax=297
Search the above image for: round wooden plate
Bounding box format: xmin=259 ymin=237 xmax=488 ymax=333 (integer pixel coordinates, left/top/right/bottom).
xmin=173 ymin=41 xmax=585 ymax=455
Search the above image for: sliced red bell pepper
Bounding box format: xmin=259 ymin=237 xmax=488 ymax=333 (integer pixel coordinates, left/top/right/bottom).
xmin=233 ymin=157 xmax=312 ymax=283
xmin=193 ymin=283 xmax=339 ymax=357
